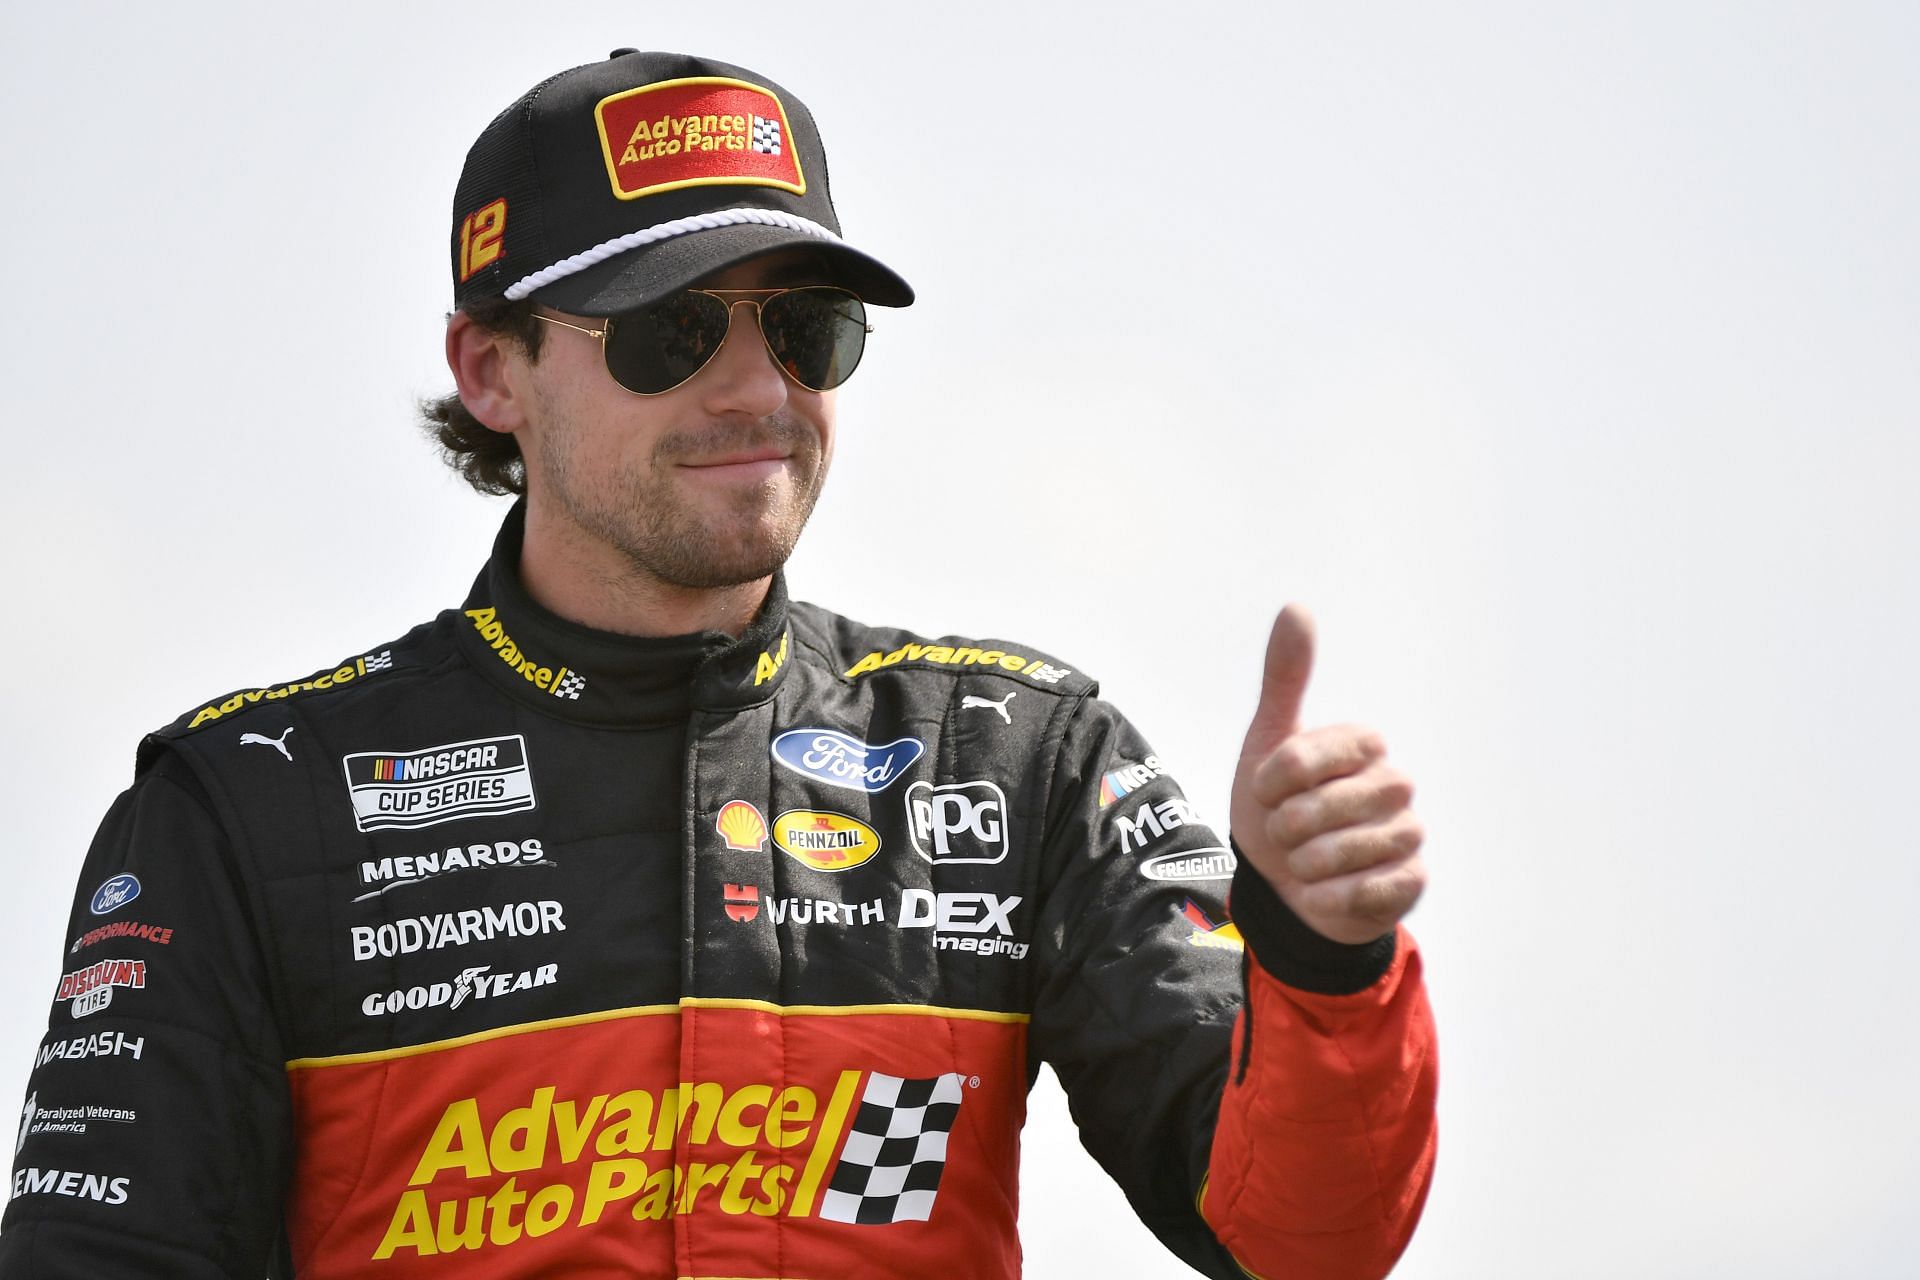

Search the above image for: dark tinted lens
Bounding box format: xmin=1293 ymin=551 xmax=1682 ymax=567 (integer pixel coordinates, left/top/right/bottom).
xmin=602 ymin=293 xmax=732 ymax=394
xmin=760 ymin=288 xmax=868 ymax=391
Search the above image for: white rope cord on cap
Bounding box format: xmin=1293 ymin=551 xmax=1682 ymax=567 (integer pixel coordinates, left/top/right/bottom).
xmin=501 ymin=207 xmax=842 ymax=301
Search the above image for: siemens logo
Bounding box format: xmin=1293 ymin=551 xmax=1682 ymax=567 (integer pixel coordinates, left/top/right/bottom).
xmin=11 ymin=1167 xmax=130 ymax=1205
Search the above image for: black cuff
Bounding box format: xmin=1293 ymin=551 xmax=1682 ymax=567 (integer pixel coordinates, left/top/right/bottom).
xmin=1229 ymin=839 xmax=1396 ymax=996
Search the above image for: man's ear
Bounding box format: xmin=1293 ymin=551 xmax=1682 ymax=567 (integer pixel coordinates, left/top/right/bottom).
xmin=445 ymin=311 xmax=528 ymax=434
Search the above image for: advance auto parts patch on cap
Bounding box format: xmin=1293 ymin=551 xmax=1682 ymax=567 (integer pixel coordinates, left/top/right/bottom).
xmin=595 ymin=77 xmax=805 ymax=201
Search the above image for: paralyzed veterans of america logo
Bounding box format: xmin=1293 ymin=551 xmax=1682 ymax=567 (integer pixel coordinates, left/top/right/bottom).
xmin=372 ymin=1065 xmax=966 ymax=1260
xmin=341 ymin=736 xmax=535 ymax=832
xmin=771 ymin=729 xmax=924 ymax=794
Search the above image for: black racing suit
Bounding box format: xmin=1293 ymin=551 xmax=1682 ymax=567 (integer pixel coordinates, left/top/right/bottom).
xmin=3 ymin=504 xmax=1436 ymax=1278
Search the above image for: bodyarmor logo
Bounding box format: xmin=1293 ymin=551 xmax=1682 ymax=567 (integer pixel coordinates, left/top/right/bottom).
xmin=771 ymin=729 xmax=924 ymax=794
xmin=905 ymin=780 xmax=1010 ymax=866
xmin=341 ymin=735 xmax=536 ymax=832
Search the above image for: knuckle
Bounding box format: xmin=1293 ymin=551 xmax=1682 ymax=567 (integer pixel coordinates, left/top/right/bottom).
xmin=1274 ymin=794 xmax=1320 ymax=846
xmin=1376 ymin=767 xmax=1415 ymax=808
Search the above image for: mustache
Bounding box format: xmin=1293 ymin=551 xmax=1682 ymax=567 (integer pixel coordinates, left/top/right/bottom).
xmin=653 ymin=414 xmax=816 ymax=461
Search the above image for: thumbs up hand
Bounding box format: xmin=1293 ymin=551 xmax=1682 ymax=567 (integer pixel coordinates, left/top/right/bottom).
xmin=1228 ymin=606 xmax=1427 ymax=945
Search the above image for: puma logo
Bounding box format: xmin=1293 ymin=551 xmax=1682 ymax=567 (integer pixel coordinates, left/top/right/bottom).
xmin=961 ymin=691 xmax=1016 ymax=724
xmin=239 ymin=727 xmax=295 ymax=762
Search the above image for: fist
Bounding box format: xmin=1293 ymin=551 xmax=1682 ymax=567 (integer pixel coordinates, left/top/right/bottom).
xmin=1228 ymin=606 xmax=1427 ymax=945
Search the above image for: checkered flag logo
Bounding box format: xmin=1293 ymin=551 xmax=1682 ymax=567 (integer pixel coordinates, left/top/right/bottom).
xmin=819 ymin=1072 xmax=964 ymax=1225
xmin=362 ymin=649 xmax=394 ymax=672
xmin=750 ymin=114 xmax=783 ymax=155
xmin=553 ymin=670 xmax=587 ymax=701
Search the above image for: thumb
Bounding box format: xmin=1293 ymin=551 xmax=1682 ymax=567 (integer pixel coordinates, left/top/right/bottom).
xmin=1243 ymin=604 xmax=1315 ymax=758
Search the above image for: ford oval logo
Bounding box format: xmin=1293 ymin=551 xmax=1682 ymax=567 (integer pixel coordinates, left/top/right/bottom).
xmin=89 ymin=874 xmax=142 ymax=916
xmin=771 ymin=729 xmax=924 ymax=793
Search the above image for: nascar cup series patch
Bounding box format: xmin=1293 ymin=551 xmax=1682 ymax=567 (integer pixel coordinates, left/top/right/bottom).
xmin=341 ymin=736 xmax=536 ymax=833
xmin=595 ymin=77 xmax=805 ymax=200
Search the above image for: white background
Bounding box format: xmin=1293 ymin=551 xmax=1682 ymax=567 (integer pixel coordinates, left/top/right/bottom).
xmin=3 ymin=4 xmax=1916 ymax=1277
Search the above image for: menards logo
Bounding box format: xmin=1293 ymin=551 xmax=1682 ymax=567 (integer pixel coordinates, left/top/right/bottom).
xmin=375 ymin=1069 xmax=965 ymax=1259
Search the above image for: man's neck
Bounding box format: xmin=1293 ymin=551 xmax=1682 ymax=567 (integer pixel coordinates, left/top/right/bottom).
xmin=516 ymin=501 xmax=771 ymax=640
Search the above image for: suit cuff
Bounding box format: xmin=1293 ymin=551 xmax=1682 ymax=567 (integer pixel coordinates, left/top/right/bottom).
xmin=1228 ymin=839 xmax=1397 ymax=995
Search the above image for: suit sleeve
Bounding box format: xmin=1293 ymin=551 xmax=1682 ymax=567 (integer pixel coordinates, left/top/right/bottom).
xmin=1030 ymin=696 xmax=1436 ymax=1279
xmin=0 ymin=750 xmax=293 ymax=1278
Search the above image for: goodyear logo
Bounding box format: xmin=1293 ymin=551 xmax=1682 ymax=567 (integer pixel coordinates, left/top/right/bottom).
xmin=594 ymin=77 xmax=805 ymax=201
xmin=771 ymin=810 xmax=880 ymax=873
xmin=187 ymin=651 xmax=392 ymax=729
xmin=464 ymin=608 xmax=585 ymax=701
xmin=374 ymin=1069 xmax=963 ymax=1258
xmin=843 ymin=643 xmax=1071 ymax=685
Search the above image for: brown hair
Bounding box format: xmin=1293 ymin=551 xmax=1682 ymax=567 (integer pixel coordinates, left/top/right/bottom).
xmin=417 ymin=297 xmax=546 ymax=496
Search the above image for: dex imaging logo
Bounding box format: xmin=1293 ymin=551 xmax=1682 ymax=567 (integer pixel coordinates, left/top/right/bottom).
xmin=905 ymin=780 xmax=1009 ymax=865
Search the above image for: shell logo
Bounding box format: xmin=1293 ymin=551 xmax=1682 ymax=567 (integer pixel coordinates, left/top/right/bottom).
xmin=771 ymin=810 xmax=882 ymax=873
xmin=716 ymin=800 xmax=769 ymax=852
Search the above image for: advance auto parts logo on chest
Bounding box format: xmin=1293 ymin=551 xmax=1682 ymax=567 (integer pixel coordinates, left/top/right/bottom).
xmin=342 ymin=736 xmax=535 ymax=833
xmin=374 ymin=1069 xmax=965 ymax=1259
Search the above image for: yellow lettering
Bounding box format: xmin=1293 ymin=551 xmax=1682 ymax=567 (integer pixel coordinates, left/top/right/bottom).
xmin=632 ymin=1166 xmax=675 ymax=1220
xmin=621 ymin=143 xmax=639 ymax=164
xmin=999 ymin=653 xmax=1026 ymax=671
xmin=716 ymin=1084 xmax=771 ymax=1146
xmin=789 ymin=1070 xmax=862 ymax=1216
xmin=597 ymin=1090 xmax=656 ymax=1156
xmin=756 ymin=1163 xmax=791 ymax=1215
xmin=410 ymin=1098 xmax=490 ymax=1185
xmin=925 ymin=646 xmax=955 ymax=663
xmin=676 ymin=1161 xmax=728 ymax=1213
xmin=581 ymin=1157 xmax=650 ymax=1225
xmin=486 ymin=1177 xmax=526 ymax=1246
xmin=553 ymin=1093 xmax=606 ymax=1164
xmin=951 ymin=647 xmax=983 ymax=666
xmin=524 ymin=1184 xmax=572 ymax=1237
xmin=719 ymin=1150 xmax=765 ymax=1214
xmin=189 ymin=705 xmax=222 ymax=728
xmin=488 ymin=1087 xmax=553 ymax=1172
xmin=372 ymin=1189 xmax=437 ymax=1259
xmin=844 ymin=652 xmax=883 ymax=678
xmin=766 ymin=1086 xmax=815 ymax=1148
xmin=434 ymin=1195 xmax=486 ymax=1252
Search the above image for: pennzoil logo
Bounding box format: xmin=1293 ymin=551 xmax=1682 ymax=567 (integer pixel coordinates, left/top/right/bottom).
xmin=341 ymin=736 xmax=536 ymax=832
xmin=771 ymin=810 xmax=881 ymax=873
xmin=843 ymin=643 xmax=1071 ymax=685
xmin=186 ymin=650 xmax=393 ymax=729
xmin=464 ymin=607 xmax=586 ymax=701
xmin=373 ymin=1068 xmax=965 ymax=1259
xmin=594 ymin=77 xmax=805 ymax=201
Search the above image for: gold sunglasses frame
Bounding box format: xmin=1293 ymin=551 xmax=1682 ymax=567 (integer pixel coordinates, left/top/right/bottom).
xmin=530 ymin=287 xmax=873 ymax=396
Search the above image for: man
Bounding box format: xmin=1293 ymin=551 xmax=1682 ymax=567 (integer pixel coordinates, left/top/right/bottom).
xmin=3 ymin=50 xmax=1435 ymax=1279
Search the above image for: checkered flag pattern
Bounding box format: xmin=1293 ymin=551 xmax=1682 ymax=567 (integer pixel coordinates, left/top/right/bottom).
xmin=362 ymin=650 xmax=394 ymax=672
xmin=818 ymin=1072 xmax=964 ymax=1225
xmin=750 ymin=114 xmax=783 ymax=155
xmin=553 ymin=671 xmax=587 ymax=700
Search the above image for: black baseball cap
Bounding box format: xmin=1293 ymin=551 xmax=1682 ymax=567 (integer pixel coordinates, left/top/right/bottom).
xmin=451 ymin=50 xmax=913 ymax=315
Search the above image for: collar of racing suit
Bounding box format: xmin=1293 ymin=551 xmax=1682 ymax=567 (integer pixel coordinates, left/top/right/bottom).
xmin=452 ymin=499 xmax=796 ymax=727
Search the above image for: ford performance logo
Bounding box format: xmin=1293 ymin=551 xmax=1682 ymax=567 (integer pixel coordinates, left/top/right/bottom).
xmin=88 ymin=874 xmax=141 ymax=917
xmin=771 ymin=729 xmax=924 ymax=794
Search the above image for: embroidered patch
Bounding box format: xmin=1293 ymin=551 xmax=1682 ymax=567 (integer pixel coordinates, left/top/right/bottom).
xmin=594 ymin=77 xmax=805 ymax=201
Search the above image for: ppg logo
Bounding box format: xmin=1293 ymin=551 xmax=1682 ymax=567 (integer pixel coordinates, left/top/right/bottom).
xmin=905 ymin=780 xmax=1010 ymax=865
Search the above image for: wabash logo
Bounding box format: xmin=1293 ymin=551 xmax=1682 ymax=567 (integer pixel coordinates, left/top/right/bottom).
xmin=905 ymin=780 xmax=1009 ymax=866
xmin=373 ymin=1067 xmax=966 ymax=1260
xmin=55 ymin=959 xmax=146 ymax=1019
xmin=341 ymin=735 xmax=536 ymax=832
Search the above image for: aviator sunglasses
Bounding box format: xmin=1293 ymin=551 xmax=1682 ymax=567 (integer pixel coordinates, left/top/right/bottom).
xmin=532 ymin=287 xmax=871 ymax=395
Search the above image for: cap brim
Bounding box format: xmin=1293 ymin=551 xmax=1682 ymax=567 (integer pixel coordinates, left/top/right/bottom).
xmin=528 ymin=223 xmax=914 ymax=314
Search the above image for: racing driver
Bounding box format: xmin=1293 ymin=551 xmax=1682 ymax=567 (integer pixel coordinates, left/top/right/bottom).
xmin=2 ymin=49 xmax=1437 ymax=1280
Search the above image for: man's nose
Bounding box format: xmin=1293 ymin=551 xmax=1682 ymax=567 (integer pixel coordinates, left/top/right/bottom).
xmin=695 ymin=301 xmax=790 ymax=416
